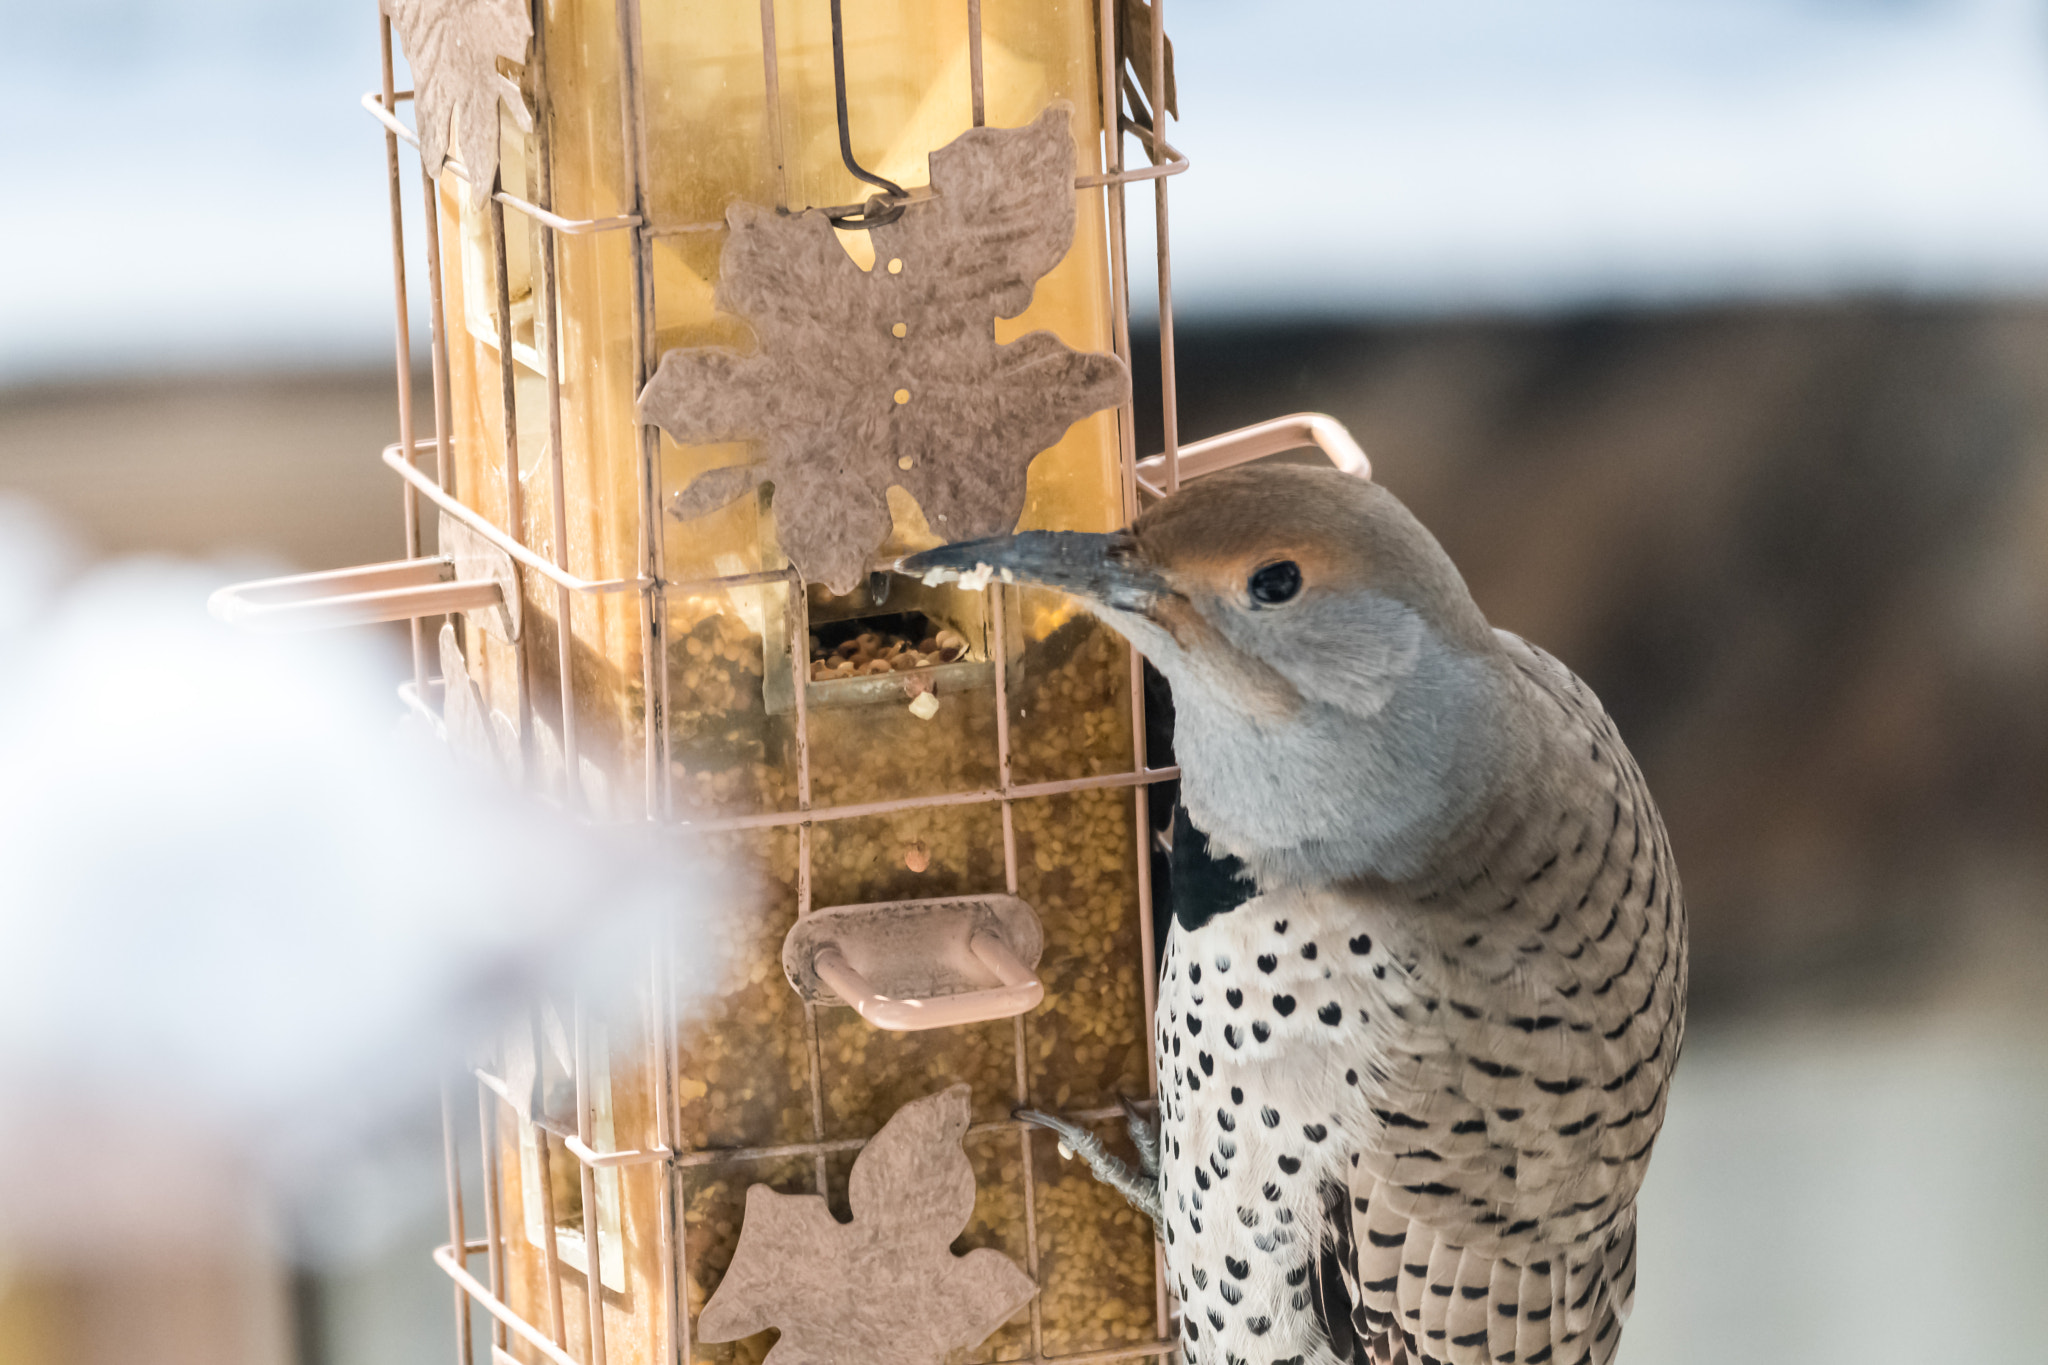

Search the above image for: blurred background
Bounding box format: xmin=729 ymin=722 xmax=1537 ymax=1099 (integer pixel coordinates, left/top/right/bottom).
xmin=5 ymin=1 xmax=2047 ymax=1363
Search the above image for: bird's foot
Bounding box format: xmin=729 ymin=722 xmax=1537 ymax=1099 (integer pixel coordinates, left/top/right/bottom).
xmin=1016 ymin=1100 xmax=1162 ymax=1229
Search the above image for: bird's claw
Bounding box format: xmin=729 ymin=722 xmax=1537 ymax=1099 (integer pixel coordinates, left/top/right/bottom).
xmin=1016 ymin=1101 xmax=1163 ymax=1230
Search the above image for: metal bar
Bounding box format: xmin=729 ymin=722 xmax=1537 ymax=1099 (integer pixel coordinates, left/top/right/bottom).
xmin=573 ymin=997 xmax=608 ymax=1365
xmin=991 ymin=585 xmax=1045 ymax=1354
xmin=440 ymin=1080 xmax=475 ymax=1365
xmin=648 ymin=918 xmax=684 ymax=1365
xmin=476 ymin=1081 xmax=510 ymax=1355
xmin=564 ymin=1134 xmax=674 ymax=1169
xmin=382 ymin=445 xmax=651 ymax=594
xmin=528 ymin=0 xmax=583 ymax=815
xmin=758 ymin=0 xmax=787 ymax=210
xmin=433 ymin=1243 xmax=581 ymax=1365
xmin=487 ymin=196 xmax=536 ymax=775
xmin=212 ymin=577 xmax=501 ymax=632
xmin=1133 ymin=411 xmax=1372 ymax=498
xmin=528 ymin=1015 xmax=573 ymax=1351
xmin=1141 ymin=2 xmax=1177 ymax=1338
xmin=967 ymin=0 xmax=986 ymax=128
xmin=675 ymin=764 xmax=1181 ymax=833
xmin=362 ymin=94 xmax=642 ymax=235
xmin=612 ymin=0 xmax=666 ymax=828
xmin=669 ymin=1104 xmax=1146 ymax=1168
xmin=788 ymin=581 xmax=833 ymax=1197
xmin=379 ymin=18 xmax=427 ymax=707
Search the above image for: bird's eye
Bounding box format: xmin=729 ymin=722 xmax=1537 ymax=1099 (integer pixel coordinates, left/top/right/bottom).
xmin=1247 ymin=560 xmax=1302 ymax=606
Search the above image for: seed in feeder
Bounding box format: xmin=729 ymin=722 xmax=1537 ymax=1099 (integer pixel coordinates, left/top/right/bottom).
xmin=890 ymin=654 xmax=921 ymax=672
xmin=904 ymin=841 xmax=930 ymax=872
xmin=892 ymin=322 xmax=907 ymax=338
xmin=918 ymin=636 xmax=938 ymax=653
xmin=864 ymin=659 xmax=893 ymax=676
xmin=856 ymin=632 xmax=881 ymax=653
xmin=908 ymin=691 xmax=941 ymax=720
xmin=834 ymin=640 xmax=859 ymax=659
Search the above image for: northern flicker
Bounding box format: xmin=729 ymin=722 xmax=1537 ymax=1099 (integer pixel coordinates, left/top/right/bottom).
xmin=902 ymin=464 xmax=1687 ymax=1365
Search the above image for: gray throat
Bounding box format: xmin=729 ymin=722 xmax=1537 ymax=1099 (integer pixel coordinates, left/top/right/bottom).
xmin=1169 ymin=651 xmax=1515 ymax=888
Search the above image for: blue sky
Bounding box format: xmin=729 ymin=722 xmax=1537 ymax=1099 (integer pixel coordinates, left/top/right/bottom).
xmin=6 ymin=0 xmax=2048 ymax=379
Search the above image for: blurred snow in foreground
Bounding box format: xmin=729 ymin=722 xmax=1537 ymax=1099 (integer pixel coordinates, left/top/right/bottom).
xmin=0 ymin=495 xmax=723 ymax=1363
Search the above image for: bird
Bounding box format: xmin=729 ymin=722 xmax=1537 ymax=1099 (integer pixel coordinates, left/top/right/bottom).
xmin=900 ymin=463 xmax=1686 ymax=1365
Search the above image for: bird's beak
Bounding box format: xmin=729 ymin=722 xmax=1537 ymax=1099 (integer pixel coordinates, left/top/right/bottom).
xmin=894 ymin=531 xmax=1167 ymax=616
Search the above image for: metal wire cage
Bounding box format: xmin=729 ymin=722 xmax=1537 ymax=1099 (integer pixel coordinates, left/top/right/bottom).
xmin=211 ymin=3 xmax=1362 ymax=1365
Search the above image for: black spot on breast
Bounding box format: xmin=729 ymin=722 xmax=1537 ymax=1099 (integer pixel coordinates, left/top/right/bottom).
xmin=1372 ymin=965 xmax=1387 ymax=979
xmin=1190 ymin=964 xmax=1202 ymax=984
xmin=1535 ymin=1077 xmax=1587 ymax=1095
xmin=1211 ymin=1154 xmax=1229 ymax=1177
xmin=1367 ymin=1229 xmax=1406 ymax=1252
xmin=1459 ymin=1286 xmax=1488 ymax=1300
xmin=1277 ymin=1155 xmax=1301 ymax=1174
xmin=1220 ymin=1281 xmax=1243 ymax=1305
xmin=1226 ymin=1256 xmax=1250 ymax=1280
xmin=1374 ymin=1107 xmax=1427 ymax=1129
xmin=1200 ymin=1051 xmax=1215 ymax=1076
xmin=1224 ymin=1025 xmax=1243 ymax=1049
xmin=1220 ymin=1138 xmax=1238 ymax=1159
xmin=1463 ymin=933 xmax=1483 ymax=948
xmin=1274 ymin=920 xmax=1289 ymax=934
xmin=1450 ymin=1119 xmax=1487 ymax=1134
xmin=1238 ymin=1206 xmax=1258 ymax=1226
xmin=1216 ymin=956 xmax=1232 ymax=972
xmin=1261 ymin=1106 xmax=1281 ymax=1128
xmin=1449 ymin=1001 xmax=1482 ymax=1020
xmin=1469 ymin=1058 xmax=1523 ymax=1078
xmin=1349 ymin=934 xmax=1373 ymax=955
xmin=1303 ymin=1123 xmax=1327 ymax=1142
xmin=1317 ymin=1002 xmax=1342 ymax=1025
xmin=1273 ymin=995 xmax=1297 ymax=1016
xmin=1191 ymin=1214 xmax=1203 ymax=1233
xmin=1287 ymin=1264 xmax=1310 ymax=1287
xmin=1219 ymin=1109 xmax=1236 ymax=1131
xmin=1193 ymin=1268 xmax=1208 ymax=1289
xmin=1301 ymin=942 xmax=1318 ymax=960
xmin=1227 ymin=989 xmax=1244 ymax=1009
xmin=1252 ymin=1021 xmax=1271 ymax=1043
xmin=1231 ymin=1086 xmax=1244 ymax=1104
xmin=1187 ymin=1015 xmax=1203 ymax=1035
xmin=1346 ymin=1069 xmax=1359 ymax=1085
xmin=1246 ymin=1317 xmax=1271 ymax=1336
xmin=1496 ymin=1108 xmax=1523 ymax=1121
xmin=1263 ymin=1182 xmax=1282 ymax=1201
xmin=1207 ymin=1309 xmax=1225 ymax=1331
xmin=1429 ymin=1284 xmax=1453 ymax=1298
xmin=1257 ymin=954 xmax=1278 ymax=973
xmin=1195 ymin=1167 xmax=1210 ymax=1190
xmin=1187 ymin=1070 xmax=1202 ymax=1092
xmin=1172 ymin=1036 xmax=1181 ymax=1056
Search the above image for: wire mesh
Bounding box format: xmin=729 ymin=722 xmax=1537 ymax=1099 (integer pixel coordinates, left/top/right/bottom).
xmin=370 ymin=2 xmax=1191 ymax=1362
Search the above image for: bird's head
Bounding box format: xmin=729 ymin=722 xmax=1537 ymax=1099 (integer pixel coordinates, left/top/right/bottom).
xmin=899 ymin=465 xmax=1515 ymax=884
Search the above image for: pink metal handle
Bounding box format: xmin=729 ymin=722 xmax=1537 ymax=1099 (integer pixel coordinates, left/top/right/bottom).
xmin=1134 ymin=411 xmax=1371 ymax=498
xmin=209 ymin=557 xmax=502 ymax=631
xmin=811 ymin=931 xmax=1043 ymax=1031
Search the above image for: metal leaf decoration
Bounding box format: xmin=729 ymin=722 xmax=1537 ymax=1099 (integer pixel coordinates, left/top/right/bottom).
xmin=639 ymin=103 xmax=1131 ymax=594
xmin=382 ymin=0 xmax=533 ymax=207
xmin=696 ymin=1085 xmax=1036 ymax=1365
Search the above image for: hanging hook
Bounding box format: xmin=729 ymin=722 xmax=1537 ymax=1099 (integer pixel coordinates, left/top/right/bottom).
xmin=827 ymin=0 xmax=908 ymax=228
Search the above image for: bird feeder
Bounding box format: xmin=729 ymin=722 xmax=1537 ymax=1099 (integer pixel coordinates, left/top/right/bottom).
xmin=208 ymin=3 xmax=1368 ymax=1365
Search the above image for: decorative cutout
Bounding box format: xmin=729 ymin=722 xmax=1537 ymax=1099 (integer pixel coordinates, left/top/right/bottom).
xmin=382 ymin=0 xmax=533 ymax=207
xmin=697 ymin=1085 xmax=1035 ymax=1365
xmin=640 ymin=104 xmax=1130 ymax=594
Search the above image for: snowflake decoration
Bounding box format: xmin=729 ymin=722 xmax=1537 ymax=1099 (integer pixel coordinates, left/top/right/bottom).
xmin=639 ymin=104 xmax=1130 ymax=594
xmin=696 ymin=1085 xmax=1035 ymax=1365
xmin=383 ymin=0 xmax=533 ymax=207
